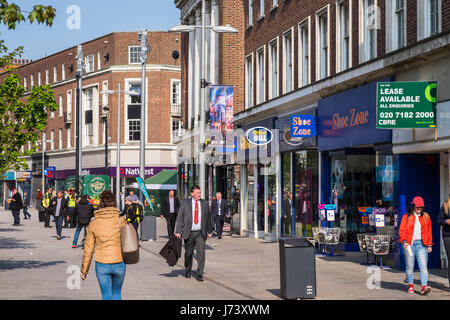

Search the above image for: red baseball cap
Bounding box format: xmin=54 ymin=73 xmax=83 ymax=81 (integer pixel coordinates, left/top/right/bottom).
xmin=411 ymin=196 xmax=425 ymax=208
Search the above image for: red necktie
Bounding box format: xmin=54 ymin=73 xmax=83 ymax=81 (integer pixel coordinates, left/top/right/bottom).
xmin=194 ymin=200 xmax=199 ymax=224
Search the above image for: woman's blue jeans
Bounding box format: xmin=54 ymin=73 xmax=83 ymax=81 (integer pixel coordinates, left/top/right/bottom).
xmin=95 ymin=262 xmax=126 ymax=300
xmin=72 ymin=224 xmax=87 ymax=246
xmin=404 ymin=240 xmax=429 ymax=286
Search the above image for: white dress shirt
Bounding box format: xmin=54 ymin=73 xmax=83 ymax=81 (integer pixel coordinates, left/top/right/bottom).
xmin=218 ymin=199 xmax=221 ymax=216
xmin=169 ymin=197 xmax=174 ymax=213
xmin=191 ymin=198 xmax=202 ymax=231
xmin=412 ymin=213 xmax=422 ymax=242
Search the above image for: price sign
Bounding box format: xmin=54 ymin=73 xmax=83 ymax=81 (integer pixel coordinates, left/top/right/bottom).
xmin=375 ymin=214 xmax=385 ymax=228
xmin=327 ymin=210 xmax=335 ymax=222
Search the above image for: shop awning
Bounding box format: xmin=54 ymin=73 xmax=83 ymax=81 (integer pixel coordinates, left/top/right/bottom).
xmin=143 ymin=169 xmax=177 ymax=190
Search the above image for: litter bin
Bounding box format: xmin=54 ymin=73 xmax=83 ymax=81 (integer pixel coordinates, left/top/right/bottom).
xmin=140 ymin=215 xmax=156 ymax=241
xmin=279 ymin=237 xmax=316 ymax=299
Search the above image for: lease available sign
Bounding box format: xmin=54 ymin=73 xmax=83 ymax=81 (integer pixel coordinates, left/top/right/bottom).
xmin=376 ymin=81 xmax=437 ymax=129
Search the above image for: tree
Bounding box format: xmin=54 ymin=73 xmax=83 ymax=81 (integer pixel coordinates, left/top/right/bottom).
xmin=0 ymin=2 xmax=57 ymax=175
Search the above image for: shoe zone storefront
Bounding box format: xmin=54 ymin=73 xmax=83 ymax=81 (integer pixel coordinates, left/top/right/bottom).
xmin=318 ymin=78 xmax=441 ymax=269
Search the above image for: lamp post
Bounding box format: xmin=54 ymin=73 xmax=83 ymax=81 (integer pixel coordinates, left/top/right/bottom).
xmin=101 ymin=104 xmax=109 ymax=175
xmin=39 ymin=136 xmax=53 ymax=194
xmin=100 ymin=85 xmax=139 ymax=206
xmin=75 ymin=45 xmax=85 ymax=196
xmin=169 ymin=4 xmax=238 ymax=199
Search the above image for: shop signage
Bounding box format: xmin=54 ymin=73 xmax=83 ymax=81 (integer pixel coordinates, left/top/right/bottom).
xmin=318 ymin=204 xmax=326 ymax=221
xmin=1 ymin=171 xmax=15 ymax=181
xmin=16 ymin=171 xmax=32 ymax=181
xmin=376 ymin=81 xmax=437 ymax=129
xmin=359 ymin=207 xmax=371 ymax=225
xmin=209 ymin=85 xmax=234 ymax=132
xmin=318 ymin=78 xmax=393 ymax=152
xmin=290 ymin=115 xmax=316 ymax=137
xmin=277 ymin=113 xmax=316 ymax=153
xmin=245 ymin=127 xmax=273 ymax=146
xmin=373 ymin=208 xmax=386 ymax=228
xmin=324 ymin=204 xmax=336 ymax=222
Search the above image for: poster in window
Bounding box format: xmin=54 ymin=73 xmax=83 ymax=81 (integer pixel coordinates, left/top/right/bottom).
xmin=332 ymin=160 xmax=346 ymax=199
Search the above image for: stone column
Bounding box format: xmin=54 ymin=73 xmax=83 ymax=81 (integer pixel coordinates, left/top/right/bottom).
xmin=188 ymin=14 xmax=195 ymax=130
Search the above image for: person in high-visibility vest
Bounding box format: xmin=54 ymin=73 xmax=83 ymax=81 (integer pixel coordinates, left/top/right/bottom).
xmin=120 ymin=196 xmax=144 ymax=232
xmin=65 ymin=189 xmax=77 ymax=229
xmin=42 ymin=187 xmax=54 ymax=228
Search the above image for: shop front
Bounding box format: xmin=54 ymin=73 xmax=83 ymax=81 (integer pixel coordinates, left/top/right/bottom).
xmin=277 ymin=110 xmax=319 ymax=238
xmin=237 ymin=118 xmax=280 ymax=240
xmin=2 ymin=171 xmax=16 ymax=208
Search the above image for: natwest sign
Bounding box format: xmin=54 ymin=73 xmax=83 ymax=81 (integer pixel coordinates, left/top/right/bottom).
xmin=114 ymin=166 xmax=176 ymax=178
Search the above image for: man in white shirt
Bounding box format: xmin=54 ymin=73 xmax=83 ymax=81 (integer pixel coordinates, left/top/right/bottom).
xmin=175 ymin=185 xmax=213 ymax=281
xmin=211 ymin=192 xmax=230 ymax=239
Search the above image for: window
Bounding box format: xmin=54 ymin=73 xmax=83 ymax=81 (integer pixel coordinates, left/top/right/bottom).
xmin=259 ymin=0 xmax=264 ymax=17
xmin=339 ymin=2 xmax=350 ymax=71
xmin=172 ymin=119 xmax=180 ymax=133
xmin=59 ymin=95 xmax=63 ymax=117
xmin=172 ymin=80 xmax=181 ymax=105
xmin=31 ymin=74 xmax=34 ymax=87
xmin=23 ymin=77 xmax=27 ymax=89
xmin=50 ymin=110 xmax=54 ymax=119
xmin=256 ymin=47 xmax=265 ymax=104
xmin=84 ymin=88 xmax=94 ymax=145
xmin=299 ymin=20 xmax=310 ymax=86
xmin=362 ymin=0 xmax=377 ymax=61
xmin=129 ymin=46 xmax=142 ymax=64
xmin=268 ymin=39 xmax=278 ymax=99
xmin=245 ymin=54 xmax=253 ymax=108
xmin=395 ymin=0 xmax=405 ymax=49
xmin=62 ymin=64 xmax=66 ymax=81
xmin=43 ymin=132 xmax=47 ymax=151
xmin=97 ymin=52 xmax=101 ymax=70
xmin=283 ymin=29 xmax=293 ymax=93
xmin=85 ymin=54 xmax=95 ymax=73
xmin=248 ymin=0 xmax=253 ymax=26
xmin=53 ymin=66 xmax=57 ymax=83
xmin=38 ymin=72 xmax=41 ymax=85
xmin=45 ymin=69 xmax=49 ymax=85
xmin=67 ymin=90 xmax=72 ymax=117
xmin=50 ymin=130 xmax=54 ymax=150
xmin=429 ymin=0 xmax=439 ymax=35
xmin=67 ymin=127 xmax=71 ymax=148
xmin=317 ymin=9 xmax=329 ymax=79
xmin=128 ymin=83 xmax=141 ymax=141
xmin=59 ymin=128 xmax=63 ymax=150
xmin=272 ymin=0 xmax=278 ymax=8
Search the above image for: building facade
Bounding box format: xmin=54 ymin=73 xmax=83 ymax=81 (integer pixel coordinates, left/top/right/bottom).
xmin=236 ymin=0 xmax=450 ymax=268
xmin=1 ymin=32 xmax=181 ymax=207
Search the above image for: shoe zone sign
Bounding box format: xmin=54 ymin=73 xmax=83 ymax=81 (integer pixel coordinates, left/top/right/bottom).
xmin=290 ymin=115 xmax=316 ymax=137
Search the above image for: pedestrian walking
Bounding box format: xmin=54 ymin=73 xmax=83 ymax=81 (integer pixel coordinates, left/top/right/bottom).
xmin=72 ymin=194 xmax=94 ymax=248
xmin=437 ymin=195 xmax=450 ymax=291
xmin=128 ymin=190 xmax=138 ymax=203
xmin=211 ymin=192 xmax=230 ymax=239
xmin=283 ymin=192 xmax=292 ymax=235
xmin=399 ymin=196 xmax=433 ymax=295
xmin=80 ymin=190 xmax=127 ymax=300
xmin=9 ymin=188 xmax=23 ymax=226
xmin=50 ymin=190 xmax=69 ymax=240
xmin=120 ymin=196 xmax=144 ymax=232
xmin=36 ymin=188 xmax=45 ymax=222
xmin=175 ymin=185 xmax=213 ymax=282
xmin=22 ymin=192 xmax=31 ymax=219
xmin=160 ymin=190 xmax=180 ymax=238
xmin=66 ymin=189 xmax=77 ymax=228
xmin=42 ymin=187 xmax=53 ymax=228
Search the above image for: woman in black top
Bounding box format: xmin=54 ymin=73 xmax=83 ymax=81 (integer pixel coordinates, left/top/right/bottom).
xmin=437 ymin=196 xmax=450 ymax=290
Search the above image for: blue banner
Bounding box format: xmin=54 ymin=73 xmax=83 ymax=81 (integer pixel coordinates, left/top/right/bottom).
xmin=136 ymin=176 xmax=154 ymax=211
xmin=291 ymin=115 xmax=316 ymax=137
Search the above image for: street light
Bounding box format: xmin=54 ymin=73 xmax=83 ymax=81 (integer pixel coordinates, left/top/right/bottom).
xmin=100 ymin=85 xmax=139 ymax=206
xmin=75 ymin=45 xmax=85 ymax=196
xmin=169 ymin=2 xmax=238 ymax=199
xmin=100 ymin=104 xmax=109 ymax=176
xmin=38 ymin=136 xmax=53 ymax=194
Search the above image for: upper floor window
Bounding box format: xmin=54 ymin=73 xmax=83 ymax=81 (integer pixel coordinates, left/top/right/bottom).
xmin=429 ymin=0 xmax=439 ymax=35
xmin=268 ymin=39 xmax=278 ymax=99
xmin=245 ymin=54 xmax=253 ymax=108
xmin=38 ymin=72 xmax=41 ymax=85
xmin=53 ymin=66 xmax=57 ymax=83
xmin=394 ymin=0 xmax=406 ymax=50
xmin=23 ymin=76 xmax=27 ymax=89
xmin=272 ymin=0 xmax=278 ymax=8
xmin=30 ymin=74 xmax=34 ymax=87
xmin=45 ymin=70 xmax=49 ymax=85
xmin=129 ymin=46 xmax=142 ymax=64
xmin=85 ymin=54 xmax=95 ymax=73
xmin=259 ymin=0 xmax=264 ymax=17
xmin=128 ymin=83 xmax=142 ymax=142
xmin=59 ymin=95 xmax=64 ymax=117
xmin=248 ymin=0 xmax=253 ymax=26
xmin=256 ymin=47 xmax=265 ymax=104
xmin=299 ymin=20 xmax=310 ymax=87
xmin=50 ymin=129 xmax=55 ymax=150
xmin=338 ymin=1 xmax=350 ymax=72
xmin=62 ymin=64 xmax=66 ymax=81
xmin=317 ymin=8 xmax=329 ymax=80
xmin=59 ymin=128 xmax=63 ymax=150
xmin=172 ymin=80 xmax=181 ymax=105
xmin=361 ymin=0 xmax=377 ymax=62
xmin=283 ymin=29 xmax=293 ymax=93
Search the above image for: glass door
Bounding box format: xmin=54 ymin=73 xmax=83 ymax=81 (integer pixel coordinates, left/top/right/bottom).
xmin=247 ymin=164 xmax=255 ymax=231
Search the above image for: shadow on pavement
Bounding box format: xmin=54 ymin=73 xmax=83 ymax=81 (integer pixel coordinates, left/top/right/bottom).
xmin=266 ymin=289 xmax=282 ymax=298
xmin=159 ymin=269 xmax=185 ymax=278
xmin=0 ymin=237 xmax=35 ymax=249
xmin=49 ymin=236 xmax=72 ymax=240
xmin=382 ymin=279 xmax=448 ymax=293
xmin=0 ymin=260 xmax=66 ymax=271
xmin=0 ymin=228 xmax=24 ymax=233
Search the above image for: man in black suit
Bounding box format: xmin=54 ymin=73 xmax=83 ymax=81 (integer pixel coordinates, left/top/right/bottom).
xmin=9 ymin=188 xmax=23 ymax=226
xmin=175 ymin=185 xmax=213 ymax=282
xmin=160 ymin=190 xmax=180 ymax=238
xmin=211 ymin=192 xmax=230 ymax=239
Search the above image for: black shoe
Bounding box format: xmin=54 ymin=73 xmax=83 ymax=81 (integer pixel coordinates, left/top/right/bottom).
xmin=197 ymin=274 xmax=204 ymax=282
xmin=185 ymin=271 xmax=191 ymax=278
xmin=218 ymin=236 xmax=222 ymax=239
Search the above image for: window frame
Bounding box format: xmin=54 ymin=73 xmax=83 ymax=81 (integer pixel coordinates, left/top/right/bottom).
xmin=316 ymin=6 xmax=330 ymax=80
xmin=298 ymin=17 xmax=311 ymax=87
xmin=256 ymin=45 xmax=266 ymax=104
xmin=245 ymin=53 xmax=254 ymax=109
xmin=268 ymin=37 xmax=279 ymax=100
xmin=248 ymin=0 xmax=253 ymax=27
xmin=337 ymin=1 xmax=351 ymax=72
xmin=85 ymin=54 xmax=95 ymax=73
xmin=129 ymin=46 xmax=142 ymax=65
xmin=282 ymin=27 xmax=294 ymax=94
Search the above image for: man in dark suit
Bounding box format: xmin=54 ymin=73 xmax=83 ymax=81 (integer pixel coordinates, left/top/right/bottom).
xmin=211 ymin=192 xmax=230 ymax=239
xmin=160 ymin=190 xmax=180 ymax=238
xmin=283 ymin=192 xmax=292 ymax=235
xmin=9 ymin=188 xmax=23 ymax=226
xmin=175 ymin=185 xmax=213 ymax=282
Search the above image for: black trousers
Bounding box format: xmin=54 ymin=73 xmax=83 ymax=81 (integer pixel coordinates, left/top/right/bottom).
xmin=214 ymin=216 xmax=224 ymax=237
xmin=184 ymin=230 xmax=206 ymax=276
xmin=44 ymin=210 xmax=51 ymax=227
xmin=444 ymin=236 xmax=450 ymax=284
xmin=64 ymin=208 xmax=75 ymax=228
xmin=38 ymin=211 xmax=45 ymax=222
xmin=165 ymin=213 xmax=177 ymax=237
xmin=12 ymin=210 xmax=20 ymax=225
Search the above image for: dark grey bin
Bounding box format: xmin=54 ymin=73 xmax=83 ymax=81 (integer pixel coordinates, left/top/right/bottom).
xmin=279 ymin=237 xmax=316 ymax=299
xmin=140 ymin=215 xmax=156 ymax=241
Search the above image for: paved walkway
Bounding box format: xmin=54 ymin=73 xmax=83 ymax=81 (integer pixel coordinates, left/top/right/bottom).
xmin=0 ymin=208 xmax=449 ymax=300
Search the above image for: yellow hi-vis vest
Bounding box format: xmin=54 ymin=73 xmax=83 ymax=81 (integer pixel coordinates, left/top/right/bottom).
xmin=127 ymin=205 xmax=141 ymax=223
xmin=68 ymin=195 xmax=76 ymax=208
xmin=42 ymin=193 xmax=51 ymax=208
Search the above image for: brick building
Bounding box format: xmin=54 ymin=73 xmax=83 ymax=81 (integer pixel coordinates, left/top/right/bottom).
xmin=173 ymin=0 xmax=245 ymax=215
xmin=0 ymin=32 xmax=181 ymax=206
xmin=235 ymin=0 xmax=450 ymax=269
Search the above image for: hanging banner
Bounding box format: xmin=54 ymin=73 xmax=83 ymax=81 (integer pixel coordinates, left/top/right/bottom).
xmin=136 ymin=176 xmax=154 ymax=211
xmin=376 ymin=81 xmax=437 ymax=128
xmin=210 ymin=85 xmax=234 ymax=132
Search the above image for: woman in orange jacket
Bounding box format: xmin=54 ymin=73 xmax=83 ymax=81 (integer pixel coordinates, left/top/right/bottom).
xmin=399 ymin=196 xmax=433 ymax=295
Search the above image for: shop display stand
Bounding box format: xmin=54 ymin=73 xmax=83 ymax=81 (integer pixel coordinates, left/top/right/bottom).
xmin=357 ymin=234 xmax=375 ymax=265
xmin=313 ymin=227 xmax=342 ymax=256
xmin=368 ymin=235 xmax=391 ymax=269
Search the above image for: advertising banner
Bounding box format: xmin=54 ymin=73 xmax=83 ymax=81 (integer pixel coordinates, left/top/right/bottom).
xmin=210 ymin=85 xmax=234 ymax=132
xmin=136 ymin=176 xmax=155 ymax=212
xmin=376 ymin=81 xmax=437 ymax=128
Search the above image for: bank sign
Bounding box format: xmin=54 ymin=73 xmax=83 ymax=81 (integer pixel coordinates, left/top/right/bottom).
xmin=376 ymin=81 xmax=437 ymax=128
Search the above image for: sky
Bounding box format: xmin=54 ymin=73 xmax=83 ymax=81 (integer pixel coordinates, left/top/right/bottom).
xmin=0 ymin=0 xmax=180 ymax=61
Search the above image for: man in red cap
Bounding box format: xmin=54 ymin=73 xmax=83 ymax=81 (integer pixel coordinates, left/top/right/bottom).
xmin=399 ymin=196 xmax=433 ymax=295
